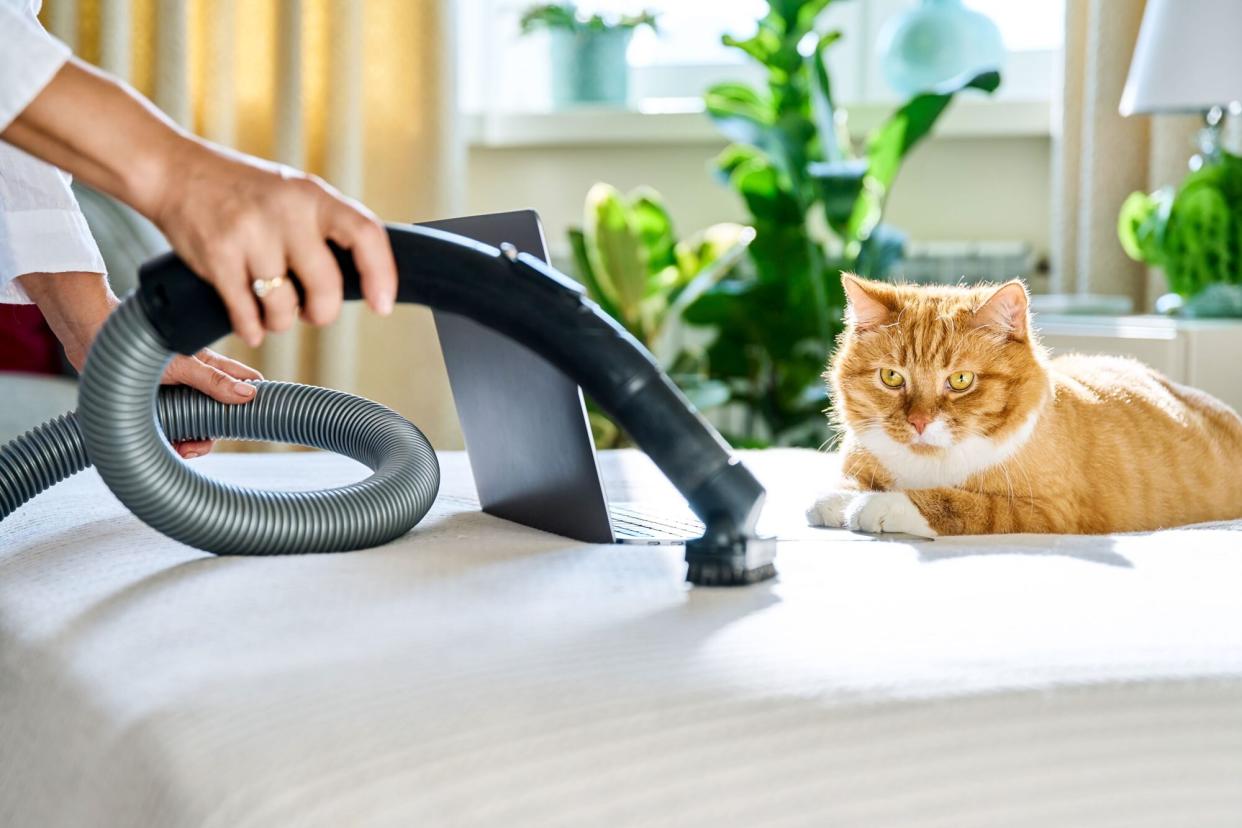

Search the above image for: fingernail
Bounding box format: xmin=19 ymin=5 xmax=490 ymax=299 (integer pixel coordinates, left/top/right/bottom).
xmin=183 ymin=451 xmax=200 ymax=460
xmin=235 ymin=382 xmax=256 ymax=397
xmin=380 ymin=295 xmax=395 ymax=315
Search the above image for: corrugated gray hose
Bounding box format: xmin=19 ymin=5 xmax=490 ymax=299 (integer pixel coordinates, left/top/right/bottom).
xmin=0 ymin=296 xmax=440 ymax=554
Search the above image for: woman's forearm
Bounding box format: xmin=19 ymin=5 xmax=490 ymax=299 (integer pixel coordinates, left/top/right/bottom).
xmin=0 ymin=59 xmax=185 ymax=218
xmin=17 ymin=272 xmax=118 ymax=371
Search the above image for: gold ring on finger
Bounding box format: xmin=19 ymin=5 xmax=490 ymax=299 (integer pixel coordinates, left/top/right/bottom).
xmin=251 ymin=274 xmax=286 ymax=299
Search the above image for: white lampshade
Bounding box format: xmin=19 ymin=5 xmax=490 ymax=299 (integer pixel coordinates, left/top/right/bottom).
xmin=1120 ymin=0 xmax=1242 ymax=115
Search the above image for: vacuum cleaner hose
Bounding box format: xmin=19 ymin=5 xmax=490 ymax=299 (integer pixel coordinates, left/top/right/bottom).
xmin=1 ymin=297 xmax=439 ymax=553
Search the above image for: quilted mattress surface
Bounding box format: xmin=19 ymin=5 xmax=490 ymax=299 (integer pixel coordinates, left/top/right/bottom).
xmin=2 ymin=449 xmax=1240 ymax=827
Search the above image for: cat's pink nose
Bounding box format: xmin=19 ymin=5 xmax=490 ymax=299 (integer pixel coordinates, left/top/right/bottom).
xmin=907 ymin=412 xmax=932 ymax=435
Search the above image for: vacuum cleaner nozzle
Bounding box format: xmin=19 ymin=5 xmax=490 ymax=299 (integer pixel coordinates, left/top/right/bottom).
xmin=685 ymin=534 xmax=778 ymax=586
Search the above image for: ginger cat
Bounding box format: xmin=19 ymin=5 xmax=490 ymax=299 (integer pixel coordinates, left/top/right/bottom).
xmin=806 ymin=274 xmax=1242 ymax=537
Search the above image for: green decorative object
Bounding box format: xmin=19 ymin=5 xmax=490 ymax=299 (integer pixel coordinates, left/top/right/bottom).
xmin=568 ymin=183 xmax=753 ymax=446
xmin=519 ymin=4 xmax=658 ymax=107
xmin=683 ymin=0 xmax=999 ymax=446
xmin=1119 ymin=150 xmax=1242 ymax=306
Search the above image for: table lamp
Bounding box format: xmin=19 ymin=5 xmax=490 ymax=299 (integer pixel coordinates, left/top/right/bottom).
xmin=1120 ymin=0 xmax=1242 ymax=162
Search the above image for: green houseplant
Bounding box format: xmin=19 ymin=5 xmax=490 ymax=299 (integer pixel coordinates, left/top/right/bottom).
xmin=681 ymin=0 xmax=1000 ymax=446
xmin=1119 ymin=150 xmax=1242 ymax=315
xmin=568 ymin=183 xmax=753 ymax=446
xmin=519 ymin=4 xmax=658 ymax=107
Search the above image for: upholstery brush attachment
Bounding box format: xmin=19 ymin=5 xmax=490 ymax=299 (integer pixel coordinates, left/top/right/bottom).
xmin=684 ymin=531 xmax=777 ymax=586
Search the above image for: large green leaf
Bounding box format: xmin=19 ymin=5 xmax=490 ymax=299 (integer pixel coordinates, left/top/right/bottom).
xmin=713 ymin=144 xmax=770 ymax=188
xmin=807 ymin=30 xmax=843 ymax=162
xmin=721 ymin=27 xmax=782 ymax=67
xmin=766 ymin=0 xmax=835 ymax=37
xmin=705 ymin=82 xmax=776 ymax=148
xmin=1117 ymin=188 xmax=1170 ymax=265
xmin=730 ymin=156 xmax=803 ymax=224
xmin=669 ymin=223 xmax=754 ymax=307
xmin=568 ymin=228 xmax=622 ymax=324
xmin=847 ymin=69 xmax=1000 ymax=243
xmin=687 ymin=276 xmax=818 ymax=363
xmin=867 ymin=69 xmax=1000 ymax=191
xmin=628 ymin=187 xmax=677 ymax=275
xmin=682 ymin=279 xmax=754 ymax=327
xmin=584 ymin=183 xmax=647 ymax=328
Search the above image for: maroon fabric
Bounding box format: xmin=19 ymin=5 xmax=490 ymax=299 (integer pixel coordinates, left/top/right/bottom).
xmin=0 ymin=303 xmax=63 ymax=376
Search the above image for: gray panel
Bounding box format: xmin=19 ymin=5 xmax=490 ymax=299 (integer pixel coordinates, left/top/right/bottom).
xmin=422 ymin=211 xmax=614 ymax=544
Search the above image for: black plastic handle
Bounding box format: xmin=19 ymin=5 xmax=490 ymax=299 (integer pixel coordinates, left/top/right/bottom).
xmin=138 ymin=225 xmax=509 ymax=355
xmin=137 ymin=223 xmax=774 ymax=583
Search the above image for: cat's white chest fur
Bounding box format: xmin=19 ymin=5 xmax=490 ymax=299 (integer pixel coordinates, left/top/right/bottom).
xmin=857 ymin=413 xmax=1039 ymax=489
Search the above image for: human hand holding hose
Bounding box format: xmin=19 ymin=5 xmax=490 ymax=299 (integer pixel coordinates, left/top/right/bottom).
xmin=149 ymin=142 xmax=398 ymax=347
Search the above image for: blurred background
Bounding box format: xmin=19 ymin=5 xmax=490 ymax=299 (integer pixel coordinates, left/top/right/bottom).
xmin=8 ymin=0 xmax=1236 ymax=451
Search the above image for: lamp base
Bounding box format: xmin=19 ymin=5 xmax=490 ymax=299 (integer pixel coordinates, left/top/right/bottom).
xmin=1191 ymin=104 xmax=1240 ymax=169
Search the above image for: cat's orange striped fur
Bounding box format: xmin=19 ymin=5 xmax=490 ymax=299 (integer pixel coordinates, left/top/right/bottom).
xmin=807 ymin=274 xmax=1242 ymax=536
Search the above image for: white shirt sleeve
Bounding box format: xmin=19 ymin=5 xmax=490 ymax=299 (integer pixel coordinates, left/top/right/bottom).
xmin=0 ymin=1 xmax=70 ymax=133
xmin=0 ymin=1 xmax=106 ymax=304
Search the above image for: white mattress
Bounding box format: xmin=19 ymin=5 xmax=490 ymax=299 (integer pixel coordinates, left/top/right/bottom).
xmin=1 ymin=449 xmax=1240 ymax=827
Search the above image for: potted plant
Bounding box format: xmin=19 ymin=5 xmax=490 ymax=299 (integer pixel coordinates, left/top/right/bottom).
xmin=567 ymin=183 xmax=753 ymax=446
xmin=519 ymin=3 xmax=658 ymax=107
xmin=679 ymin=0 xmax=999 ymax=446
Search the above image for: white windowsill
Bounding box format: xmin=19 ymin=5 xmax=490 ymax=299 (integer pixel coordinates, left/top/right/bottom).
xmin=464 ymin=99 xmax=1052 ymax=149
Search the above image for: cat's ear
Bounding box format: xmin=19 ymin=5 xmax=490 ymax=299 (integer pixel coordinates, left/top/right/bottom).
xmin=842 ymin=273 xmax=895 ymax=330
xmin=972 ymin=280 xmax=1030 ymax=341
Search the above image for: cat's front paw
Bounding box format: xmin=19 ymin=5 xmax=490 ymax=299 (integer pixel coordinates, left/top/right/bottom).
xmin=845 ymin=492 xmax=937 ymax=537
xmin=806 ymin=490 xmax=855 ymax=527
xmin=807 ymin=490 xmax=937 ymax=537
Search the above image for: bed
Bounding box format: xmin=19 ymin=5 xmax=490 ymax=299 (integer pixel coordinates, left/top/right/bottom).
xmin=2 ymin=449 xmax=1240 ymax=827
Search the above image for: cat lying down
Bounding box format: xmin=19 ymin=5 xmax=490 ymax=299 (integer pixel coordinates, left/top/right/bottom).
xmin=807 ymin=274 xmax=1242 ymax=537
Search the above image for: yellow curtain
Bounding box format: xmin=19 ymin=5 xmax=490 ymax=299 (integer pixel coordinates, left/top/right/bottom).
xmin=1053 ymin=0 xmax=1200 ymax=310
xmin=39 ymin=0 xmax=466 ymax=449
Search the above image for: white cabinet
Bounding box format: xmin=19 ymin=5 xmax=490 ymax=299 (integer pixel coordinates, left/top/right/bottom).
xmin=1034 ymin=315 xmax=1242 ymax=414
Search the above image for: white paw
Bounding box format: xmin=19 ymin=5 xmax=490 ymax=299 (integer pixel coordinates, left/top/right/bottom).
xmin=806 ymin=490 xmax=855 ymax=527
xmin=844 ymin=492 xmax=937 ymax=537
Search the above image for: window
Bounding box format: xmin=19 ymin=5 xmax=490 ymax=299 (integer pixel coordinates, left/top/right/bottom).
xmin=458 ymin=1 xmax=1064 ymax=115
xmin=966 ymin=0 xmax=1065 ymax=52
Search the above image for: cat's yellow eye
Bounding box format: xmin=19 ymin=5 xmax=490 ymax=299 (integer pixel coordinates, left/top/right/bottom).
xmin=947 ymin=371 xmax=975 ymax=391
xmin=879 ymin=368 xmax=905 ymax=389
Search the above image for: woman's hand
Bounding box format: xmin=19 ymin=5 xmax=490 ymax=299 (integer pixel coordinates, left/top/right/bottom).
xmin=148 ymin=142 xmax=398 ymax=347
xmin=160 ymin=348 xmax=264 ymax=458
xmin=2 ymin=59 xmax=399 ymax=347
xmin=18 ymin=272 xmax=263 ymax=458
